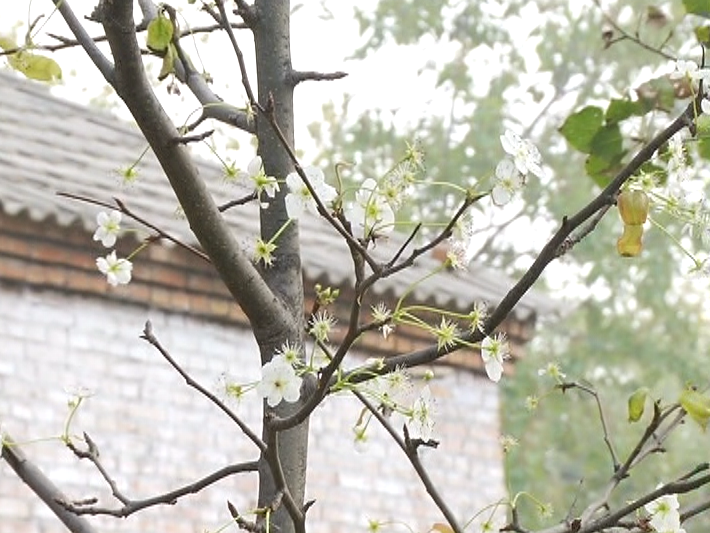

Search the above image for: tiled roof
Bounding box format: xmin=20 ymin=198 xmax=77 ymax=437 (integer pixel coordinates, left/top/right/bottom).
xmin=0 ymin=70 xmax=556 ymax=319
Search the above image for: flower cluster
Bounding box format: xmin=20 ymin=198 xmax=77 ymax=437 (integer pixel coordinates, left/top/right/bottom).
xmin=93 ymin=210 xmax=133 ymax=287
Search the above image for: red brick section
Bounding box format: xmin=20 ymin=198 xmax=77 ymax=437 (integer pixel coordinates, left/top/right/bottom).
xmin=0 ymin=210 xmax=534 ymax=373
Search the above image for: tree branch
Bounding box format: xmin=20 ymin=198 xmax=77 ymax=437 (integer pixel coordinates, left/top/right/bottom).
xmin=352 ymin=389 xmax=464 ymax=533
xmin=52 ymin=0 xmax=114 ymax=81
xmin=141 ymin=321 xmax=267 ymax=452
xmin=58 ymin=433 xmax=259 ymax=518
xmin=288 ymin=69 xmax=348 ymax=85
xmin=1 ymin=435 xmax=98 ymax=533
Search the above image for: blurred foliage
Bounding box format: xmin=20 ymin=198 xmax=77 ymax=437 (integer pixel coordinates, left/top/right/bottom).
xmin=312 ymin=0 xmax=710 ymax=529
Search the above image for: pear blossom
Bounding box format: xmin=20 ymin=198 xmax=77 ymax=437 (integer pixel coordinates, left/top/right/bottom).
xmin=237 ymin=156 xmax=279 ymax=206
xmin=408 ymin=385 xmax=436 ymax=441
xmin=93 ymin=210 xmax=122 ymax=248
xmin=309 ymin=310 xmax=336 ymax=343
xmin=371 ymin=302 xmax=395 ymax=339
xmin=499 ymin=434 xmax=519 ymax=453
xmin=274 ymin=340 xmax=302 ymax=368
xmin=348 ymin=178 xmax=396 ymax=238
xmin=285 ymin=166 xmax=336 ymax=219
xmin=645 ymin=490 xmax=684 ymax=533
xmin=669 ymin=59 xmax=709 ymax=82
xmin=434 ymin=316 xmax=459 ymax=350
xmin=256 ymin=356 xmax=302 ymax=407
xmin=538 ymin=362 xmax=566 ymax=382
xmin=492 ymin=158 xmax=524 ymax=206
xmin=481 ymin=332 xmax=509 ymax=382
xmin=468 ymin=301 xmax=488 ymax=334
xmin=500 ymin=130 xmax=544 ymax=177
xmin=368 ymin=367 xmax=412 ymax=409
xmin=702 ymin=98 xmax=710 ymax=115
xmin=96 ymin=251 xmax=133 ymax=286
xmin=253 ymin=238 xmax=277 ymax=267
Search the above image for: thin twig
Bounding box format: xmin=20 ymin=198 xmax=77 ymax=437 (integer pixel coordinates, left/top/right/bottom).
xmin=219 ymin=191 xmax=258 ymax=212
xmin=141 ymin=321 xmax=266 ymax=452
xmin=52 ymin=0 xmax=114 ymax=81
xmin=57 ymin=193 xmax=210 ymax=262
xmin=559 ymin=381 xmax=619 ymax=470
xmin=288 ymin=70 xmax=348 ymax=85
xmin=352 ymin=389 xmax=464 ymax=533
xmin=169 ymin=129 xmax=215 ymax=144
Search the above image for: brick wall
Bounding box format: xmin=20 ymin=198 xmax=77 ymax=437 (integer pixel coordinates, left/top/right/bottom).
xmin=0 ymin=282 xmax=506 ymax=532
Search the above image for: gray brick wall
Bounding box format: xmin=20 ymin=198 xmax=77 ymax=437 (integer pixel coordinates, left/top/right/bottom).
xmin=0 ymin=282 xmax=505 ymax=532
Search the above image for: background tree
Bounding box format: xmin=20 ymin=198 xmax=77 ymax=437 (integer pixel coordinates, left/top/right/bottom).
xmin=2 ymin=1 xmax=710 ymax=533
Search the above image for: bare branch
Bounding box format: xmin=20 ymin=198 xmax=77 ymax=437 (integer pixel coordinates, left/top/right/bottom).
xmin=559 ymin=381 xmax=620 ymax=471
xmin=288 ymin=70 xmax=348 ymax=85
xmin=59 ymin=436 xmax=259 ymax=517
xmin=52 ymin=0 xmax=114 ymax=81
xmin=141 ymin=321 xmax=267 ymax=453
xmin=57 ymin=193 xmax=211 ymax=262
xmin=2 ymin=436 xmax=97 ymax=533
xmin=352 ymin=389 xmax=464 ymax=533
xmin=219 ymin=191 xmax=259 ymax=212
xmin=170 ymin=129 xmax=215 ymax=145
xmin=215 ymin=0 xmax=257 ymax=106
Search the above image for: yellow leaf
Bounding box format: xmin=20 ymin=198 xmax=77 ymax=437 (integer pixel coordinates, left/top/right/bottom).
xmin=8 ymin=51 xmax=62 ymax=82
xmin=627 ymin=387 xmax=649 ymax=422
xmin=158 ymin=43 xmax=177 ymax=81
xmin=679 ymin=388 xmax=710 ymax=431
xmin=430 ymin=524 xmax=455 ymax=533
xmin=0 ymin=35 xmax=18 ymax=51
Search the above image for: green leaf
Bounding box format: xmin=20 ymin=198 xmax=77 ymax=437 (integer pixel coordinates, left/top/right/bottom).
xmin=694 ymin=24 xmax=710 ymax=44
xmin=559 ymin=106 xmax=604 ymax=153
xmin=147 ymin=12 xmax=174 ymax=53
xmin=627 ymin=387 xmax=649 ymax=422
xmin=584 ymin=154 xmax=612 ymax=187
xmin=696 ymin=115 xmax=710 ymax=159
xmin=605 ymin=99 xmax=644 ymax=124
xmin=684 ymin=0 xmax=710 ymax=18
xmin=158 ymin=43 xmax=177 ymax=81
xmin=590 ymin=124 xmax=623 ymax=161
xmin=679 ymin=388 xmax=710 ymax=430
xmin=8 ymin=51 xmax=62 ymax=82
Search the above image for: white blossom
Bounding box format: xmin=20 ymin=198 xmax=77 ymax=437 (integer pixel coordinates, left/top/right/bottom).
xmin=256 ymin=356 xmax=302 ymax=407
xmin=499 ymin=130 xmax=544 ymax=178
xmin=492 ymin=158 xmax=524 ymax=206
xmin=645 ymin=489 xmax=684 ymax=533
xmin=408 ymin=385 xmax=436 ymax=441
xmin=285 ymin=166 xmax=336 ymax=219
xmin=93 ymin=210 xmax=122 ymax=248
xmin=96 ymin=251 xmax=132 ymax=286
xmin=347 ymin=178 xmax=395 ymax=238
xmin=237 ymin=156 xmax=279 ymax=206
xmin=481 ymin=333 xmax=509 ymax=382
